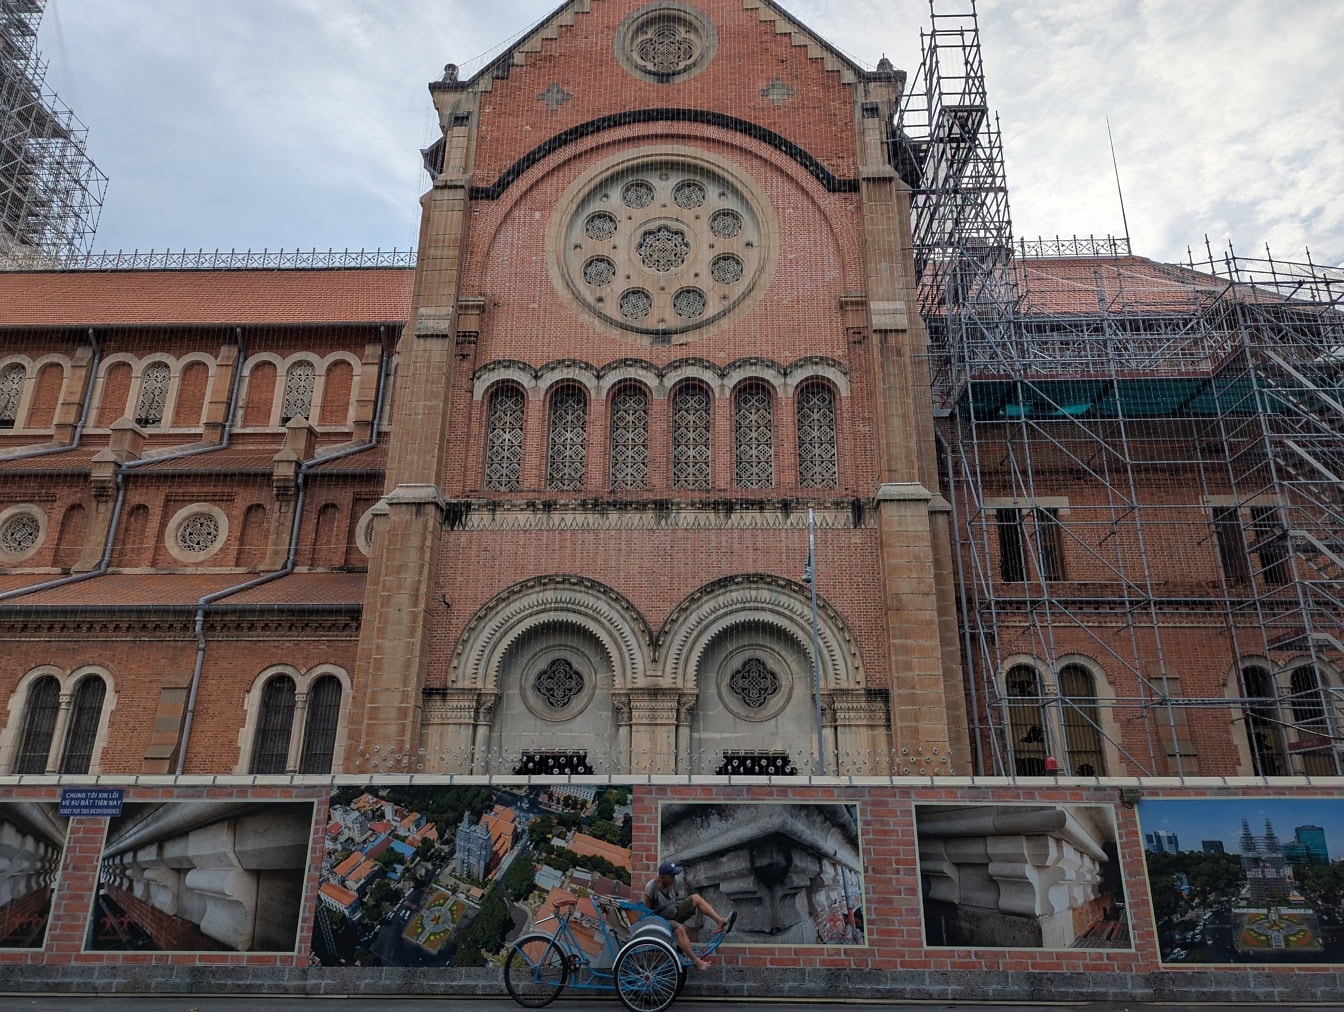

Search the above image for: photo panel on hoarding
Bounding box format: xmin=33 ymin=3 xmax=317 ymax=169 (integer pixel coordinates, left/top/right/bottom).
xmin=915 ymin=802 xmax=1131 ymax=949
xmin=0 ymin=801 xmax=69 ymax=950
xmin=312 ymin=783 xmax=636 ymax=968
xmin=83 ymin=799 xmax=316 ymax=953
xmin=1138 ymin=797 xmax=1344 ymax=965
xmin=656 ymin=801 xmax=866 ymax=946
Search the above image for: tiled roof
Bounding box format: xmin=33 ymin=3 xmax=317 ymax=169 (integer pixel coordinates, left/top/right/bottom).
xmin=133 ymin=449 xmax=279 ymax=473
xmin=0 ymin=448 xmax=100 ymax=472
xmin=222 ymin=572 xmax=365 ymax=606
xmin=0 ymin=571 xmax=365 ymax=607
xmin=1016 ymin=256 xmax=1227 ymax=315
xmin=312 ymin=443 xmax=387 ymax=471
xmin=569 ymin=833 xmax=632 ymax=871
xmin=0 ymin=268 xmax=412 ymax=328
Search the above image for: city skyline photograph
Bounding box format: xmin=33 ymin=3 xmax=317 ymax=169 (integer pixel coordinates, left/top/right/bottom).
xmin=1138 ymin=799 xmax=1344 ymax=858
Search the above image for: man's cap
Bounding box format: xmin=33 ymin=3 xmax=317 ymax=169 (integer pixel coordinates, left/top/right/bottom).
xmin=657 ymin=860 xmax=683 ymax=876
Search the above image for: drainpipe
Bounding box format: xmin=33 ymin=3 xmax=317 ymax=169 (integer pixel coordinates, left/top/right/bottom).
xmin=0 ymin=328 xmax=248 ymax=604
xmin=2 ymin=327 xmax=100 ymax=463
xmin=176 ymin=327 xmax=390 ymax=774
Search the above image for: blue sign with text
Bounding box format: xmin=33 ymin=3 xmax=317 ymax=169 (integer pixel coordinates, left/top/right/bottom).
xmin=58 ymin=788 xmax=124 ymax=818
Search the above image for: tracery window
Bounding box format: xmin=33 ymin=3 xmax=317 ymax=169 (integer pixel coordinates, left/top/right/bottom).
xmin=796 ymin=383 xmax=838 ymax=488
xmin=484 ymin=385 xmax=525 ymax=491
xmin=177 ymin=512 xmax=221 ymax=554
xmin=1005 ymin=664 xmax=1046 ymax=776
xmin=733 ymin=382 xmax=773 ymax=488
xmin=135 ymin=362 xmax=171 ymax=427
xmin=13 ymin=675 xmax=59 ymax=774
xmin=60 ymin=676 xmax=106 ymax=775
xmin=609 ymin=385 xmax=650 ymax=490
xmin=250 ymin=675 xmax=297 ymax=774
xmin=0 ymin=363 xmax=25 ymax=428
xmin=728 ymin=658 xmax=781 ymax=710
xmin=533 ymin=659 xmax=585 ymax=710
xmin=546 ymin=386 xmax=587 ymax=491
xmin=299 ymin=674 xmax=342 ymax=774
xmin=1242 ymin=666 xmax=1287 ymax=777
xmin=281 ymin=361 xmax=316 ymax=424
xmin=671 ymin=383 xmax=711 ymax=489
xmin=1058 ymin=664 xmax=1105 ymax=776
xmin=0 ymin=510 xmax=41 ymax=557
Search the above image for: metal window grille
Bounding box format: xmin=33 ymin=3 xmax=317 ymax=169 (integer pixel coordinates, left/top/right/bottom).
xmin=715 ymin=751 xmax=797 ymax=776
xmin=1242 ymin=667 xmax=1287 ymax=777
xmin=796 ymin=383 xmax=838 ymax=488
xmin=250 ymin=675 xmax=297 ymax=774
xmin=1212 ymin=507 xmax=1249 ymax=582
xmin=60 ymin=676 xmax=106 ymax=774
xmin=281 ymin=361 xmax=316 ymax=423
xmin=484 ymin=385 xmax=525 ymax=491
xmin=14 ymin=676 xmax=59 ymax=774
xmin=1058 ymin=665 xmax=1105 ymax=776
xmin=1035 ymin=508 xmax=1065 ymax=581
xmin=733 ymin=383 xmax=773 ymax=488
xmin=671 ymin=383 xmax=711 ymax=489
xmin=135 ymin=362 xmax=170 ymax=427
xmin=1251 ymin=506 xmax=1290 ymax=585
xmin=546 ymin=386 xmax=587 ymax=491
xmin=299 ymin=675 xmax=342 ymax=775
xmin=609 ymin=385 xmax=649 ymax=489
xmin=0 ymin=364 xmax=25 ymax=427
xmin=513 ymin=750 xmax=592 ymax=775
xmin=1005 ymin=664 xmax=1046 ymax=775
xmin=996 ymin=509 xmax=1025 ymax=581
xmin=728 ymin=658 xmax=781 ymax=709
xmin=533 ymin=658 xmax=585 ymax=709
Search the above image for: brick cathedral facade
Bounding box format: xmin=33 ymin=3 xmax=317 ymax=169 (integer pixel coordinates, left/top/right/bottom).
xmin=0 ymin=0 xmax=1338 ymax=781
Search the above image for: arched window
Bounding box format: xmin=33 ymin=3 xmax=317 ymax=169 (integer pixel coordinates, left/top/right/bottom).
xmin=671 ymin=382 xmax=711 ymax=489
xmin=0 ymin=363 xmax=25 ymax=428
xmin=299 ymin=675 xmax=342 ymax=774
xmin=250 ymin=675 xmax=297 ymax=774
xmin=60 ymin=675 xmax=106 ymax=774
xmin=135 ymin=362 xmax=171 ymax=427
xmin=1059 ymin=664 xmax=1105 ymax=776
xmin=1242 ymin=666 xmax=1287 ymax=777
xmin=546 ymin=385 xmax=587 ymax=491
xmin=1005 ymin=664 xmax=1047 ymax=775
xmin=609 ymin=384 xmax=650 ymax=490
xmin=484 ymin=385 xmax=525 ymax=491
xmin=13 ymin=675 xmax=60 ymax=774
xmin=733 ymin=382 xmax=773 ymax=488
xmin=796 ymin=383 xmax=838 ymax=488
xmin=281 ymin=361 xmax=316 ymax=424
xmin=1289 ymin=664 xmax=1336 ymax=776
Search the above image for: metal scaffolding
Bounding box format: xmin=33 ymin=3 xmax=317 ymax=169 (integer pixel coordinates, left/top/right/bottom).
xmin=0 ymin=0 xmax=106 ymax=261
xmin=897 ymin=2 xmax=1344 ymax=778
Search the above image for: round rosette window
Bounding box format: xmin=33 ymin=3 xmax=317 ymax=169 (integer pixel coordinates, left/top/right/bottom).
xmin=557 ymin=156 xmax=769 ymax=341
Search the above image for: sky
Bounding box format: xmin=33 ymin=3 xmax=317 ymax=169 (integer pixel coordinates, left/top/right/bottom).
xmin=34 ymin=0 xmax=1344 ymax=267
xmin=1139 ymin=798 xmax=1344 ymax=858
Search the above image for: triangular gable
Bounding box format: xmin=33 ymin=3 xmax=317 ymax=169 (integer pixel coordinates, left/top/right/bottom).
xmin=449 ymin=0 xmax=870 ymax=93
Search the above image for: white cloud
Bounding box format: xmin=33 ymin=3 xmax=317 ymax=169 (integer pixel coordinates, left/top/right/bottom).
xmin=37 ymin=0 xmax=1343 ymax=265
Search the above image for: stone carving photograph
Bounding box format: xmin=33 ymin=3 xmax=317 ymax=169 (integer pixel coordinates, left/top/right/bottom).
xmin=1138 ymin=797 xmax=1344 ymax=965
xmin=311 ymin=783 xmax=634 ymax=968
xmin=916 ymin=803 xmax=1130 ymax=949
xmin=658 ymin=802 xmax=865 ymax=945
xmin=0 ymin=801 xmax=68 ymax=949
xmin=84 ymin=800 xmax=315 ymax=953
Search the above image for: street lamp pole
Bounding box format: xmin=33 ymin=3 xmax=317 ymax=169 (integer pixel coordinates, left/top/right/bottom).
xmin=805 ymin=507 xmax=826 ymax=775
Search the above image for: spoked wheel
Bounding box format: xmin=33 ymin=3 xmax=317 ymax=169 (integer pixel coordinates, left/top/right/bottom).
xmin=614 ymin=937 xmax=683 ymax=1012
xmin=503 ymin=933 xmax=569 ymax=1008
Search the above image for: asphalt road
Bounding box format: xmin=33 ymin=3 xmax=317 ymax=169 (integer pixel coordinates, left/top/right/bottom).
xmin=2 ymin=999 xmax=1342 ymax=1012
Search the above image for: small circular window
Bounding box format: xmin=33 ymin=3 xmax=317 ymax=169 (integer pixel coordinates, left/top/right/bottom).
xmin=165 ymin=504 xmax=229 ymax=563
xmin=615 ymin=3 xmax=718 ymax=84
xmin=0 ymin=506 xmax=45 ymax=561
xmin=553 ymin=152 xmax=772 ymax=341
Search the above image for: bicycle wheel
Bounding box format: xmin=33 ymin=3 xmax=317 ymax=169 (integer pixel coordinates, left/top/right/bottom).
xmin=503 ymin=933 xmax=568 ymax=1008
xmin=614 ymin=937 xmax=682 ymax=1012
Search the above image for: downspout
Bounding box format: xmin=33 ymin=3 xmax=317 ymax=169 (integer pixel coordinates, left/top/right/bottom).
xmin=176 ymin=327 xmax=390 ymax=774
xmin=2 ymin=327 xmax=100 ymax=462
xmin=0 ymin=328 xmax=248 ymax=604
